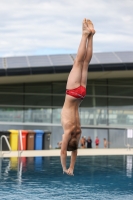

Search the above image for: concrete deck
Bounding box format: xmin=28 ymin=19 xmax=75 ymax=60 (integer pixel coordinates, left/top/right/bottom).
xmin=1 ymin=148 xmax=133 ymax=157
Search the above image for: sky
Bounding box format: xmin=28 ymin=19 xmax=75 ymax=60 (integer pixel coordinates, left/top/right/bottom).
xmin=0 ymin=0 xmax=133 ymax=57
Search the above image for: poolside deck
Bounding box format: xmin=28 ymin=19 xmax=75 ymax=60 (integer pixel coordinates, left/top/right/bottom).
xmin=1 ymin=148 xmax=133 ymax=157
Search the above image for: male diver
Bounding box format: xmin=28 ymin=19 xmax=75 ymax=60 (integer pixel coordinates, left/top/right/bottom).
xmin=61 ymin=19 xmax=95 ymax=175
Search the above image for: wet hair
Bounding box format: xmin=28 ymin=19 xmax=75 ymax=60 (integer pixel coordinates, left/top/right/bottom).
xmin=67 ymin=138 xmax=78 ymax=151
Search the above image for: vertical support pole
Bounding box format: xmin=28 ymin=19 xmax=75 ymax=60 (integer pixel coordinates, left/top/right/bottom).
xmin=0 ymin=137 xmax=2 ymax=157
xmin=92 ymin=82 xmax=97 ymax=139
xmin=0 ymin=137 xmax=2 ymax=179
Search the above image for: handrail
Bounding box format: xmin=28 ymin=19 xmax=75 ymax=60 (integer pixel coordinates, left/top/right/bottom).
xmin=0 ymin=135 xmax=11 ymax=179
xmin=0 ymin=135 xmax=11 ymax=157
xmin=17 ymin=130 xmax=23 ymax=184
xmin=0 ymin=131 xmax=23 ymax=180
xmin=0 ymin=157 xmax=2 ymax=179
xmin=18 ymin=130 xmax=23 ymax=158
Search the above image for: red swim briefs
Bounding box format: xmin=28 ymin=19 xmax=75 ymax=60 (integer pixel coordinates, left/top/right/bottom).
xmin=66 ymin=85 xmax=86 ymax=100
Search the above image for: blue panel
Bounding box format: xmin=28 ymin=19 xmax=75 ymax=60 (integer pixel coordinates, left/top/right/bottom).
xmin=28 ymin=55 xmax=51 ymax=67
xmin=90 ymin=54 xmax=99 ymax=64
xmin=6 ymin=57 xmax=28 ymax=68
xmin=71 ymin=54 xmax=99 ymax=64
xmin=0 ymin=58 xmax=3 ymax=68
xmin=115 ymin=52 xmax=133 ymax=63
xmin=95 ymin=52 xmax=120 ymax=64
xmin=69 ymin=53 xmax=121 ymax=65
xmin=50 ymin=54 xmax=73 ymax=66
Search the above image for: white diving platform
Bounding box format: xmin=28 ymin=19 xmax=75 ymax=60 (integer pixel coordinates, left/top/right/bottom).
xmin=1 ymin=148 xmax=133 ymax=158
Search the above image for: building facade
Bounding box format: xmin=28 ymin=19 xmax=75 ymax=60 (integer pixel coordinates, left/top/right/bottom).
xmin=0 ymin=52 xmax=133 ymax=148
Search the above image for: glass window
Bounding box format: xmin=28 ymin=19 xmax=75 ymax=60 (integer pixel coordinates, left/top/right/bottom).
xmin=80 ymin=96 xmax=93 ymax=107
xmin=52 ymin=95 xmax=65 ymax=107
xmin=95 ymin=85 xmax=107 ymax=96
xmin=0 ymin=94 xmax=23 ymax=105
xmin=24 ymin=108 xmax=52 ymax=123
xmin=52 ymin=108 xmax=61 ymax=124
xmin=108 ymin=85 xmax=133 ymax=97
xmin=95 ymin=97 xmax=108 ymax=125
xmin=95 ymin=97 xmax=107 ymax=107
xmin=0 ymin=84 xmax=23 ymax=105
xmin=108 ymin=98 xmax=133 ymax=126
xmin=51 ymin=126 xmax=63 ymax=149
xmin=109 ymin=129 xmax=126 ymax=148
xmin=0 ymin=84 xmax=23 ymax=93
xmin=25 ymin=83 xmax=51 ymax=94
xmin=86 ymin=84 xmax=93 ymax=95
xmin=24 ymin=95 xmax=51 ymax=106
xmin=87 ymin=80 xmax=108 ymax=96
xmin=0 ymin=107 xmax=23 ymax=122
xmin=25 ymin=83 xmax=52 ymax=106
xmin=93 ymin=79 xmax=107 ymax=85
xmin=80 ymin=97 xmax=107 ymax=126
xmin=108 ymin=78 xmax=133 ymax=86
xmin=52 ymin=82 xmax=66 ymax=94
xmin=80 ymin=107 xmax=95 ymax=125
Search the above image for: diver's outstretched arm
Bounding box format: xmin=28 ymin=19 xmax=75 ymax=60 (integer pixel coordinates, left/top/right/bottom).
xmin=60 ymin=131 xmax=71 ymax=172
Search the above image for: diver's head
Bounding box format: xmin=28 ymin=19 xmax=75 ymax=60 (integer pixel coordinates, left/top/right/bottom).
xmin=67 ymin=137 xmax=78 ymax=151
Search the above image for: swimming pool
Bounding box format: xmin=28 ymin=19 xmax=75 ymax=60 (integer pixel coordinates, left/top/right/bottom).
xmin=0 ymin=156 xmax=133 ymax=200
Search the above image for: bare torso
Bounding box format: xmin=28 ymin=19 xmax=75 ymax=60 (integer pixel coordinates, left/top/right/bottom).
xmin=61 ymin=95 xmax=82 ymax=137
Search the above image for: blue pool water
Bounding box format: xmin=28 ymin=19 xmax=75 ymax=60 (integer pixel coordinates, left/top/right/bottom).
xmin=0 ymin=156 xmax=133 ymax=200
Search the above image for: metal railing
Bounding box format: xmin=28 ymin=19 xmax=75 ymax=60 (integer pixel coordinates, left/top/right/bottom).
xmin=0 ymin=131 xmax=23 ymax=180
xmin=0 ymin=131 xmax=23 ymax=158
xmin=0 ymin=135 xmax=11 ymax=158
xmin=18 ymin=130 xmax=23 ymax=158
xmin=0 ymin=135 xmax=11 ymax=179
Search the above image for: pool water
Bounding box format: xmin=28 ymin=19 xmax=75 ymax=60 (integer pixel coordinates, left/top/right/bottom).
xmin=0 ymin=156 xmax=133 ymax=200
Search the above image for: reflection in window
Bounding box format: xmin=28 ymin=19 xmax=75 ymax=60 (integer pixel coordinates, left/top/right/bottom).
xmin=80 ymin=107 xmax=94 ymax=125
xmin=80 ymin=107 xmax=107 ymax=126
xmin=25 ymin=95 xmax=51 ymax=106
xmin=108 ymin=98 xmax=133 ymax=126
xmin=24 ymin=108 xmax=52 ymax=123
xmin=108 ymin=85 xmax=133 ymax=97
xmin=52 ymin=108 xmax=61 ymax=123
xmin=0 ymin=107 xmax=23 ymax=122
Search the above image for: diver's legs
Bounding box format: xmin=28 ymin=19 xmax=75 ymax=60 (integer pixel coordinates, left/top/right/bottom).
xmin=66 ymin=19 xmax=91 ymax=89
xmin=80 ymin=20 xmax=95 ymax=87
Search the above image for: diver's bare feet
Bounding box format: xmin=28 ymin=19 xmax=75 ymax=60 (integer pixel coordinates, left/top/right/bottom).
xmin=82 ymin=18 xmax=92 ymax=36
xmin=86 ymin=19 xmax=95 ymax=35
